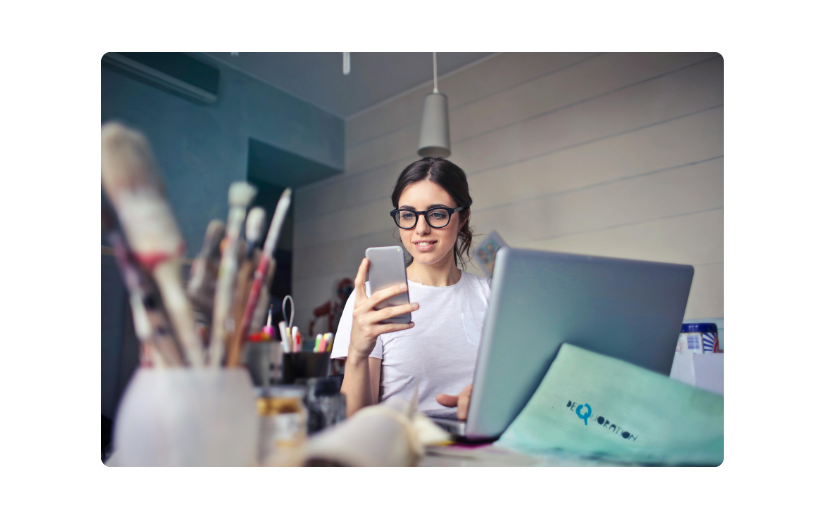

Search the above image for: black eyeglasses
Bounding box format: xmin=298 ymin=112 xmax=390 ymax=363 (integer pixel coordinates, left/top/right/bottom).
xmin=390 ymin=206 xmax=464 ymax=229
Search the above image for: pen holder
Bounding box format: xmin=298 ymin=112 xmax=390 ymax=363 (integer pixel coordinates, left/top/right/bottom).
xmin=113 ymin=368 xmax=258 ymax=466
xmin=282 ymin=352 xmax=330 ymax=384
xmin=243 ymin=341 xmax=283 ymax=386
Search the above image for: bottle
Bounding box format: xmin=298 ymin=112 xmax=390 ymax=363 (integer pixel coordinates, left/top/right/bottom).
xmin=257 ymin=385 xmax=307 ymax=465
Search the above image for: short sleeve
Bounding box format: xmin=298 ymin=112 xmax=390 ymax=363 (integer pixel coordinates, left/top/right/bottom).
xmin=330 ymin=281 xmax=383 ymax=360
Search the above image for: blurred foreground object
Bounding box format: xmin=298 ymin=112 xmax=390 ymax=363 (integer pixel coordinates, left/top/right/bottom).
xmin=257 ymin=386 xmax=307 ymax=465
xmin=111 ymin=368 xmax=258 ymax=466
xmin=101 ymin=122 xmax=204 ymax=366
xmin=187 ymin=220 xmax=226 ymax=342
xmin=303 ymin=377 xmax=347 ymax=435
xmin=269 ymin=386 xmax=449 ymax=466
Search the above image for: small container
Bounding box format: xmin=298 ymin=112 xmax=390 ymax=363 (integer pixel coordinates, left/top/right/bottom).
xmin=244 ymin=340 xmax=283 ymax=386
xmin=257 ymin=385 xmax=308 ymax=464
xmin=282 ymin=351 xmax=330 ymax=383
xmin=300 ymin=376 xmax=347 ymax=435
xmin=113 ymin=368 xmax=258 ymax=466
xmin=678 ymin=323 xmax=719 ymax=354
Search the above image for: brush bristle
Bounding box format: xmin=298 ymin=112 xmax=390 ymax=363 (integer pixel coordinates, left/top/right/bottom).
xmin=101 ymin=122 xmax=163 ymax=196
xmin=228 ymin=182 xmax=257 ymax=208
xmin=101 ymin=122 xmax=183 ymax=256
xmin=245 ymin=207 xmax=266 ymax=244
xmin=203 ymin=220 xmax=226 ymax=256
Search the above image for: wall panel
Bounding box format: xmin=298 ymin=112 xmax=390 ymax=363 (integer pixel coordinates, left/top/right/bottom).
xmin=294 ymin=53 xmax=724 ymax=322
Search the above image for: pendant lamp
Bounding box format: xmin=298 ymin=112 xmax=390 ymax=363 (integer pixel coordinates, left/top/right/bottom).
xmin=417 ymin=52 xmax=451 ymax=158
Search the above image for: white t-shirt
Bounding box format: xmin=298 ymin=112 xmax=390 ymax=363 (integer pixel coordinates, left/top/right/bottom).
xmin=331 ymin=271 xmax=492 ymax=412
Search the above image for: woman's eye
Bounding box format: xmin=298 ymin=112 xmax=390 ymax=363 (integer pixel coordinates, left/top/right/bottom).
xmin=401 ymin=212 xmax=415 ymax=219
xmin=430 ymin=211 xmax=447 ymax=219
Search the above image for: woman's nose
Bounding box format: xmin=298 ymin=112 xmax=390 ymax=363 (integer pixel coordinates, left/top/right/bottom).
xmin=415 ymin=214 xmax=431 ymax=234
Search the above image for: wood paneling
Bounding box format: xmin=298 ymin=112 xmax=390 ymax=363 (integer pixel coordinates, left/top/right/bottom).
xmin=523 ymin=209 xmax=724 ymax=266
xmin=684 ymin=263 xmax=723 ymax=319
xmin=293 ymin=53 xmax=724 ymax=320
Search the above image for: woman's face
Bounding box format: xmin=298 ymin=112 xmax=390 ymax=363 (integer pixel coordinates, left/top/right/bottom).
xmin=397 ymin=180 xmax=467 ymax=268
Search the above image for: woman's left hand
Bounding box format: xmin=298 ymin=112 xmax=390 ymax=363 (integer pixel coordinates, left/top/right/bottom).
xmin=435 ymin=384 xmax=473 ymax=420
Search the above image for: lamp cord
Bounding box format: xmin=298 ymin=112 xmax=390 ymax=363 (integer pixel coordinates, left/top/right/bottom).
xmin=433 ymin=52 xmax=438 ymax=93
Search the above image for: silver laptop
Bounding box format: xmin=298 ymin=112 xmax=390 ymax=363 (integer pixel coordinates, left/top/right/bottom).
xmin=426 ymin=247 xmax=694 ymax=441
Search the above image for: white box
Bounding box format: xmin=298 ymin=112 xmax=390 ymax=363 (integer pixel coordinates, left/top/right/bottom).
xmin=670 ymin=352 xmax=724 ymax=396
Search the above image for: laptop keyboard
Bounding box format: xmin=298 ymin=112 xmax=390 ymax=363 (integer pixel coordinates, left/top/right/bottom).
xmin=426 ymin=410 xmax=459 ymax=420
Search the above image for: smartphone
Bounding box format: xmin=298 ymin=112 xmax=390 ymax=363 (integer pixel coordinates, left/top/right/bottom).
xmin=365 ymin=246 xmax=411 ymax=324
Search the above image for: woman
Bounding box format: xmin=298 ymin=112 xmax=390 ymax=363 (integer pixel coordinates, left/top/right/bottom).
xmin=332 ymin=157 xmax=491 ymax=418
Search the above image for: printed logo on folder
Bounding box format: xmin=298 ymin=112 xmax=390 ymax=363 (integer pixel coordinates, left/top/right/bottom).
xmin=566 ymin=400 xmax=637 ymax=441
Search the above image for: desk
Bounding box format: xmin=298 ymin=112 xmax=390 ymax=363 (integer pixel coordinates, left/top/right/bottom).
xmin=420 ymin=444 xmax=629 ymax=467
xmin=107 ymin=445 xmax=629 ymax=467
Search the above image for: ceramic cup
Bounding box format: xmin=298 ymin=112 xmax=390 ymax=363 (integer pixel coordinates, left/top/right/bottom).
xmin=113 ymin=368 xmax=258 ymax=466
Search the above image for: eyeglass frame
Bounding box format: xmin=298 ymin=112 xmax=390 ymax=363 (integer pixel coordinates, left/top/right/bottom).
xmin=390 ymin=206 xmax=465 ymax=229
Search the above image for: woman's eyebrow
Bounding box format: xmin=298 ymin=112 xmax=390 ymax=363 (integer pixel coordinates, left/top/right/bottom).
xmin=398 ymin=204 xmax=450 ymax=210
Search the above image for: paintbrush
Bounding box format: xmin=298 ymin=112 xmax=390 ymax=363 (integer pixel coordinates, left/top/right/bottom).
xmin=207 ymin=181 xmax=258 ymax=367
xmin=141 ymin=278 xmax=187 ymax=367
xmin=243 ymin=207 xmax=266 ymax=259
xmin=187 ymin=220 xmax=226 ymax=344
xmin=103 ymin=206 xmax=185 ymax=367
xmin=101 ymin=123 xmax=203 ymax=366
xmin=225 ymin=188 xmax=292 ymax=367
xmin=233 ymin=209 xmax=267 ymax=317
xmin=249 ymin=193 xmax=293 ymax=330
xmin=227 ymin=207 xmax=267 ymax=356
xmin=250 ymin=261 xmax=276 ymax=331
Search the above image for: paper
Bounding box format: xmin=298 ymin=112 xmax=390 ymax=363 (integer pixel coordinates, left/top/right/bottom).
xmin=670 ymin=351 xmax=724 ymax=396
xmin=497 ymin=344 xmax=724 ymax=466
xmin=282 ymin=383 xmax=451 ymax=467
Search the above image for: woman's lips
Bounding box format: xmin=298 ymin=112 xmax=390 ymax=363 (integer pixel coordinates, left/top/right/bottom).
xmin=413 ymin=240 xmax=437 ymax=252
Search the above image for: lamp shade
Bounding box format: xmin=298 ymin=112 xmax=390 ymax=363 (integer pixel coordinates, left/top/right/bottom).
xmin=417 ymin=92 xmax=451 ymax=158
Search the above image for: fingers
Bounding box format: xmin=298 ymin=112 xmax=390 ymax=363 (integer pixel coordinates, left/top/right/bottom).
xmin=457 ymin=384 xmax=473 ymax=420
xmin=372 ymin=321 xmax=415 ymax=335
xmin=363 ymin=301 xmax=419 ymax=325
xmin=366 ymin=283 xmax=409 ymax=310
xmin=353 ymin=258 xmax=369 ymax=304
xmin=435 ymin=384 xmax=473 ymax=419
xmin=356 ymin=283 xmax=409 ymax=314
xmin=436 ymin=393 xmax=458 ymax=408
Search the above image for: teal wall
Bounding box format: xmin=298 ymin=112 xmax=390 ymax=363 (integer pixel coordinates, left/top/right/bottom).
xmin=101 ymin=53 xmax=344 ymax=252
xmin=101 ymin=54 xmax=345 ymax=419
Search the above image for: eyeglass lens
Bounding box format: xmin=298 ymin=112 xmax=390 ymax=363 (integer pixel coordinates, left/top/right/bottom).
xmin=395 ymin=208 xmax=452 ymax=229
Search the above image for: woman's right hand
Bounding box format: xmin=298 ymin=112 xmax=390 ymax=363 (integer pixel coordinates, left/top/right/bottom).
xmin=349 ymin=258 xmax=417 ymax=359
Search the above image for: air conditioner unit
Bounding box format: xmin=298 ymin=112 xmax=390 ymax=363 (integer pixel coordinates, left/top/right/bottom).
xmin=102 ymin=52 xmax=219 ymax=104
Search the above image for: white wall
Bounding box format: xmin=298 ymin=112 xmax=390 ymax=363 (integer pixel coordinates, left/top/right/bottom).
xmin=292 ymin=52 xmax=723 ymax=332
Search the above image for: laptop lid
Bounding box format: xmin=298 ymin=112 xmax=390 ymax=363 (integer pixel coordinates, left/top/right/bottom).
xmin=464 ymin=247 xmax=694 ymax=440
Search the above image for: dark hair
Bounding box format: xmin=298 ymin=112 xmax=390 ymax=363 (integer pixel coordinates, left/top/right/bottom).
xmin=391 ymin=157 xmax=474 ymax=269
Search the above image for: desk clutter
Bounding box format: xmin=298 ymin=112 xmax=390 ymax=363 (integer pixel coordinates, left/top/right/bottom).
xmin=670 ymin=322 xmax=724 ymax=396
xmin=101 ymin=123 xmax=352 ymax=466
xmin=102 ymin=122 xmax=295 ymax=369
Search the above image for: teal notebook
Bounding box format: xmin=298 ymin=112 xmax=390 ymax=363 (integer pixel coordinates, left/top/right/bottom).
xmin=497 ymin=343 xmax=724 ymax=466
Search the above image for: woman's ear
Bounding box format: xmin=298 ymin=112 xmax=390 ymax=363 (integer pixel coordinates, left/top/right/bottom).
xmin=461 ymin=208 xmax=471 ymax=226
